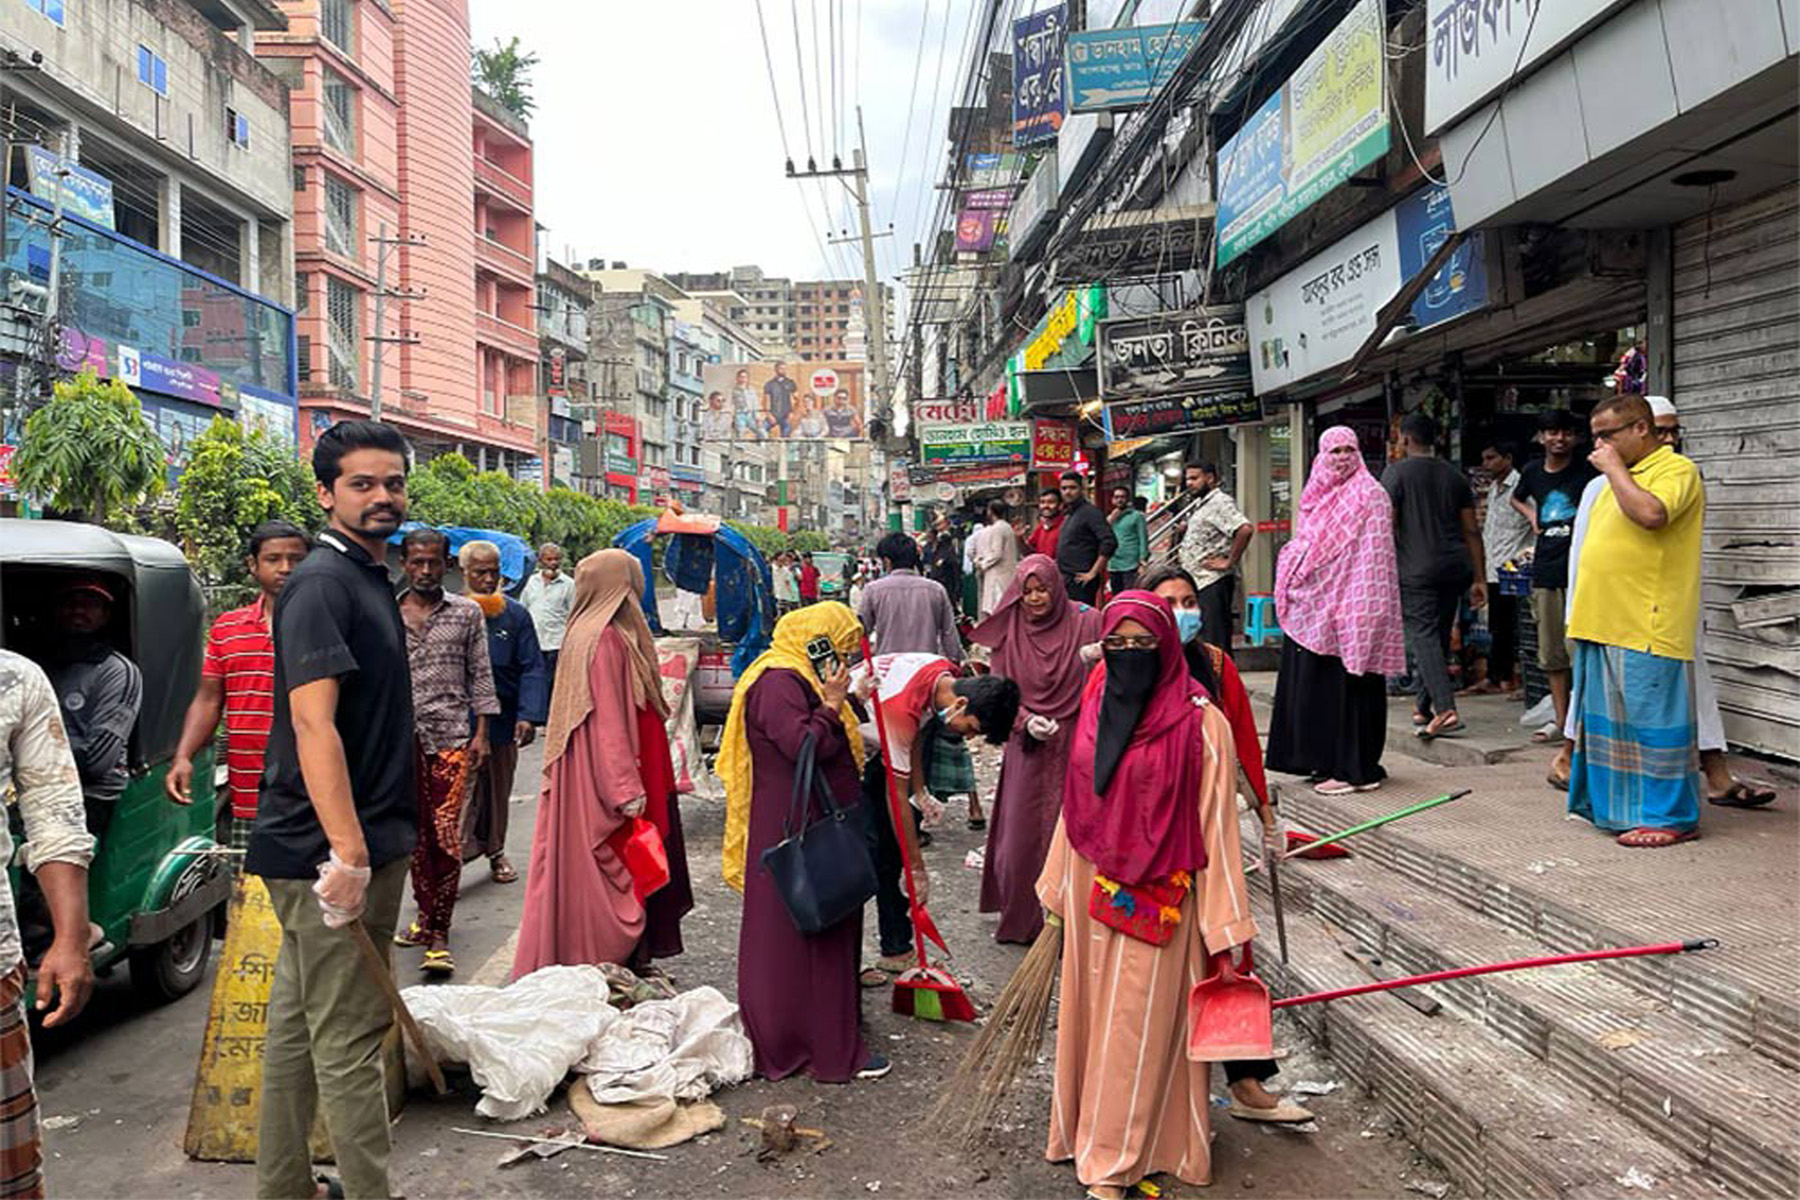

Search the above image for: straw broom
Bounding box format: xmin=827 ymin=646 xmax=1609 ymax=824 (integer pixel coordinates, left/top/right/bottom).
xmin=924 ymin=914 xmax=1063 ymax=1147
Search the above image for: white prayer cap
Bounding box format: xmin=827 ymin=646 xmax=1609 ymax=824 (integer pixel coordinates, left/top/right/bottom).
xmin=1647 ymin=395 xmax=1678 ymax=419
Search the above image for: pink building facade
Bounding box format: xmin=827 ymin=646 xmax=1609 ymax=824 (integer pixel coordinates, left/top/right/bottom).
xmin=263 ymin=0 xmax=536 ymax=469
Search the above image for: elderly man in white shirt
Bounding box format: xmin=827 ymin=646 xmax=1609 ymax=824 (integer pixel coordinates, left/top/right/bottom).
xmin=1466 ymin=439 xmax=1533 ymax=694
xmin=519 ymin=543 xmax=575 ymax=690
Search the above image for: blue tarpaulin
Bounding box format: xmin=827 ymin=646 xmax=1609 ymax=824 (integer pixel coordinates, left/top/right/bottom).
xmin=387 ymin=523 xmax=534 ymax=583
xmin=614 ymin=519 xmax=775 ymax=675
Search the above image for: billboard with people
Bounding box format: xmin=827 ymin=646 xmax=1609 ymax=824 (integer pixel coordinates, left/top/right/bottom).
xmin=699 ymin=360 xmax=867 ymax=442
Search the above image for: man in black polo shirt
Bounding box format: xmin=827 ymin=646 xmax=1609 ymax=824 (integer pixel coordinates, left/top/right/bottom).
xmin=249 ymin=419 xmax=414 ymax=1200
xmin=1054 ymin=470 xmax=1116 ymax=605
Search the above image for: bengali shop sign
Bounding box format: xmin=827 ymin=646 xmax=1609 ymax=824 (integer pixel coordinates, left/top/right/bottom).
xmin=908 ymin=462 xmax=1030 ymax=488
xmin=1097 ymin=304 xmax=1251 ymax=403
xmin=1101 ymin=390 xmax=1262 ymax=440
xmin=1031 ymin=419 xmax=1076 ymax=470
xmin=1065 ymin=21 xmax=1206 ymax=112
xmin=914 ymin=398 xmax=984 ymax=427
xmin=919 ymin=421 xmax=1033 ymax=467
xmin=1012 ymin=5 xmax=1068 ymax=147
xmin=1214 ymin=0 xmax=1388 ymax=267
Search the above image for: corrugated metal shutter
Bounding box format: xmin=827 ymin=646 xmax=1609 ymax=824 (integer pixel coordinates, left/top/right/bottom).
xmin=1672 ymin=183 xmax=1800 ymax=760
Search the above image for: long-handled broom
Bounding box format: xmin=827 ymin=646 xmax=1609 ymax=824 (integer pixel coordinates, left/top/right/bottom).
xmin=861 ymin=636 xmax=976 ymax=1023
xmin=923 ymin=914 xmax=1062 ymax=1145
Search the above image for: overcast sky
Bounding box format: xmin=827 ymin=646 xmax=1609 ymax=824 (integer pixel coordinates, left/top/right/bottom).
xmin=469 ymin=0 xmax=988 ymax=289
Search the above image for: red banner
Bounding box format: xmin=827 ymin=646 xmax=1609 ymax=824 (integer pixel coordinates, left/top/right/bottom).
xmin=1031 ymin=419 xmax=1075 ymax=470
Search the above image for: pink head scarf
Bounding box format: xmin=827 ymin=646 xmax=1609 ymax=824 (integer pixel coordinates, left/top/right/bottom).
xmin=1274 ymin=426 xmax=1404 ymax=678
xmin=1061 ymin=592 xmax=1210 ymax=885
xmin=969 ymin=554 xmax=1102 ymax=720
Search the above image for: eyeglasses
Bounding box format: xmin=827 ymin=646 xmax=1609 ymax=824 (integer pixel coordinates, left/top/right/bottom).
xmin=1655 ymin=424 xmax=1681 ymax=440
xmin=1102 ymin=634 xmax=1160 ymax=651
xmin=1590 ymin=421 xmax=1639 ymax=443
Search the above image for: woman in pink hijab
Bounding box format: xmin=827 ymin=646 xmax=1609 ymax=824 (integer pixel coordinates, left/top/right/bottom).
xmin=968 ymin=555 xmax=1101 ymax=943
xmin=1265 ymin=426 xmax=1405 ymax=794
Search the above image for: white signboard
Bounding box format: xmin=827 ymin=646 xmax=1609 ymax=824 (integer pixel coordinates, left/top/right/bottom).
xmin=914 ymin=398 xmax=985 ymax=426
xmin=1424 ymin=0 xmax=1629 ymax=135
xmin=1246 ymin=209 xmax=1401 ymax=393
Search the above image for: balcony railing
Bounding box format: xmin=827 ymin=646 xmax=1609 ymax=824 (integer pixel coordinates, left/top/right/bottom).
xmin=476 ymin=310 xmax=537 ymax=354
xmin=473 ymin=155 xmax=531 ymax=211
xmin=475 ymin=235 xmax=533 ymax=284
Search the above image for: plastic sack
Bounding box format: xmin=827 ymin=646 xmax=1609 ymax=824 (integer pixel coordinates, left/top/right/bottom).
xmin=579 ymin=985 xmax=753 ymax=1106
xmin=400 ymin=965 xmax=616 ymax=1120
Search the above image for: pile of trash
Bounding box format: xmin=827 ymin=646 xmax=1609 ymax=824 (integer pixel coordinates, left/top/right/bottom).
xmin=400 ymin=964 xmax=752 ymax=1148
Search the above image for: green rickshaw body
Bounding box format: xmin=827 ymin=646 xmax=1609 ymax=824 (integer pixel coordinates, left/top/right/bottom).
xmin=0 ymin=519 xmax=231 ymax=1007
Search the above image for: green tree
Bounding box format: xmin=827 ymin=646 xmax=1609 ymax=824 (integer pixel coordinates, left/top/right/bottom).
xmin=12 ymin=368 xmax=165 ymax=526
xmin=175 ymin=417 xmax=320 ymax=596
xmin=727 ymin=521 xmax=791 ymax=561
xmin=789 ymin=529 xmax=831 ymax=554
xmin=472 ymin=36 xmax=539 ymax=119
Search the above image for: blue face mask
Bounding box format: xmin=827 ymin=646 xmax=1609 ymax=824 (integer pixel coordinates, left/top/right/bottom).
xmin=1175 ymin=608 xmax=1204 ymax=645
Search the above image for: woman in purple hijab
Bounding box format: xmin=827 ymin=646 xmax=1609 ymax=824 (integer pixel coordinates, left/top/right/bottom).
xmin=969 ymin=554 xmax=1102 ymax=943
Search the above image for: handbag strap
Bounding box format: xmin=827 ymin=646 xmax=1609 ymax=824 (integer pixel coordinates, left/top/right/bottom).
xmin=786 ymin=730 xmax=818 ymax=840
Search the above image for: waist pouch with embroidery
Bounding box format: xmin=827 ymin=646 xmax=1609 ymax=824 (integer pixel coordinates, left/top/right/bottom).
xmin=1088 ymin=870 xmax=1192 ymax=946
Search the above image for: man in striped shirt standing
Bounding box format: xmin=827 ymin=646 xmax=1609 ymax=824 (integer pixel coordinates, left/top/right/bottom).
xmin=168 ymin=521 xmax=312 ymax=849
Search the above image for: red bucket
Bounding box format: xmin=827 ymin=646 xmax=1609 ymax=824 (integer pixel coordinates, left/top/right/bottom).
xmin=605 ymin=817 xmax=670 ymax=901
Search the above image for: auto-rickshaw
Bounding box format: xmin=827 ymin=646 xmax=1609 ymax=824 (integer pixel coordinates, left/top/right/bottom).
xmin=0 ymin=519 xmax=231 ymax=1007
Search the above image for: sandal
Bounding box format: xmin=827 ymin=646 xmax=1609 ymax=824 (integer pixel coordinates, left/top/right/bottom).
xmin=421 ymin=948 xmax=456 ymax=975
xmin=1228 ymin=1098 xmax=1316 ymax=1124
xmin=967 ymin=817 xmax=987 ymax=831
xmin=1419 ymin=713 xmax=1466 ymax=739
xmin=489 ymin=854 xmax=520 ymax=884
xmin=1616 ymin=827 xmax=1699 ymax=849
xmin=859 ymin=967 xmax=893 ymax=989
xmin=1531 ymin=727 xmax=1564 ymax=744
xmin=393 ymin=920 xmax=427 ymax=948
xmin=1547 ymin=773 xmax=1570 ymax=793
xmin=1707 ymin=781 xmax=1777 ymax=809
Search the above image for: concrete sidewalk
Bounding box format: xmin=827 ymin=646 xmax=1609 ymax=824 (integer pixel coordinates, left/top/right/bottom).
xmin=1249 ymin=746 xmax=1799 ymax=1196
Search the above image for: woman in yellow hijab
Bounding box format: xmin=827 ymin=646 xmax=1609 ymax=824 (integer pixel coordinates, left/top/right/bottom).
xmin=719 ymin=602 xmax=879 ymax=1083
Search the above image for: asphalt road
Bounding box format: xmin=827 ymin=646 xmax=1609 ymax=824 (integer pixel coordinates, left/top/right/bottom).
xmin=34 ymin=740 xmax=1451 ymax=1199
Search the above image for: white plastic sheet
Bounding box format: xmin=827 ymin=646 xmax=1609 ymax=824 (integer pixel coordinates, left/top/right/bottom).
xmin=399 ymin=968 xmax=752 ymax=1122
xmin=580 ymin=985 xmax=753 ymax=1106
xmin=401 ymin=965 xmax=617 ymax=1120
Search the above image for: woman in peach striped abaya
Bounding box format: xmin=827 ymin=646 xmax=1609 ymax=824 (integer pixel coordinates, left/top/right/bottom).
xmin=1036 ymin=591 xmax=1258 ymax=1199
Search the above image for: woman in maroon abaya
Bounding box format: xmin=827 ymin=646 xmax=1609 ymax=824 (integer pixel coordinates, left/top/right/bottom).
xmin=968 ymin=554 xmax=1102 ymax=943
xmin=718 ymin=603 xmax=881 ymax=1082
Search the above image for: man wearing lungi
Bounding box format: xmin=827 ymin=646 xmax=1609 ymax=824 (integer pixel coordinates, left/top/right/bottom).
xmin=1565 ymin=394 xmax=1706 ymax=848
xmin=393 ymin=528 xmax=498 ymax=973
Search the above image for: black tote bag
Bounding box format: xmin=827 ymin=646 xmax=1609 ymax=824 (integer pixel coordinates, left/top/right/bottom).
xmin=759 ymin=730 xmax=877 ymax=935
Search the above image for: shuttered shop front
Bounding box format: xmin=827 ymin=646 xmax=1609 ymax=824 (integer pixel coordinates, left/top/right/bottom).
xmin=1671 ymin=183 xmax=1800 ymax=759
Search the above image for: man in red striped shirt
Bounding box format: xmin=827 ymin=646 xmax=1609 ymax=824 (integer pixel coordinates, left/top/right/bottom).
xmin=168 ymin=521 xmax=312 ymax=849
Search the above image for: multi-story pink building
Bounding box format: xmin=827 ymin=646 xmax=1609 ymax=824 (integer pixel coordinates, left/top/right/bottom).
xmin=261 ymin=0 xmax=536 ymax=471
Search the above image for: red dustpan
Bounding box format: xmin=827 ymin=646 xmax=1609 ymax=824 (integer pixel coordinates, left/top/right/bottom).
xmin=1186 ymin=944 xmax=1273 ymax=1061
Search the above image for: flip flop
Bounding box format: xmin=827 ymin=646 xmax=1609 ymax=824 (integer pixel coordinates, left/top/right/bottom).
xmin=489 ymin=854 xmax=520 ymax=884
xmin=1616 ymin=827 xmax=1699 ymax=849
xmin=393 ymin=920 xmax=427 ymax=948
xmin=1547 ymin=773 xmax=1570 ymax=793
xmin=421 ymin=948 xmax=456 ymax=975
xmin=1420 ymin=714 xmax=1467 ymax=739
xmin=1707 ymin=781 xmax=1778 ymax=809
xmin=1531 ymin=728 xmax=1564 ymax=744
xmin=859 ymin=967 xmax=892 ymax=989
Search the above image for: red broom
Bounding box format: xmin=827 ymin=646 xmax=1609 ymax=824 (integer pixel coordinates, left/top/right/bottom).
xmin=860 ymin=636 xmax=976 ymax=1023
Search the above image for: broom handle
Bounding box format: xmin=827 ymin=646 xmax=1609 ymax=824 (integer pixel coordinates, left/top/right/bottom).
xmin=859 ymin=636 xmax=929 ymax=971
xmin=1278 ymin=789 xmax=1471 ymax=861
xmin=1272 ymin=939 xmax=1718 ymax=1009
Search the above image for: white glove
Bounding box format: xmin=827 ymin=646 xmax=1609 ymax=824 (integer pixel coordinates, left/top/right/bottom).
xmin=313 ymin=850 xmax=372 ymax=929
xmin=1025 ymin=713 xmax=1060 ymax=741
xmin=620 ymin=794 xmax=647 ymax=819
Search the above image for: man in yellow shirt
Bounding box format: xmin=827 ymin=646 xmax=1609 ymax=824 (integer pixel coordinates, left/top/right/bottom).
xmin=1565 ymin=394 xmax=1705 ymax=848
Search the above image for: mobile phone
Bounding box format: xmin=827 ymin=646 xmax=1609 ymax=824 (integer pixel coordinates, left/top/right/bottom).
xmin=805 ymin=635 xmax=840 ymax=682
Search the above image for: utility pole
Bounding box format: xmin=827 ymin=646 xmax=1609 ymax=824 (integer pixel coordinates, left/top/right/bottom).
xmin=367 ymin=223 xmax=423 ymax=420
xmin=788 ymin=106 xmax=892 ymax=435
